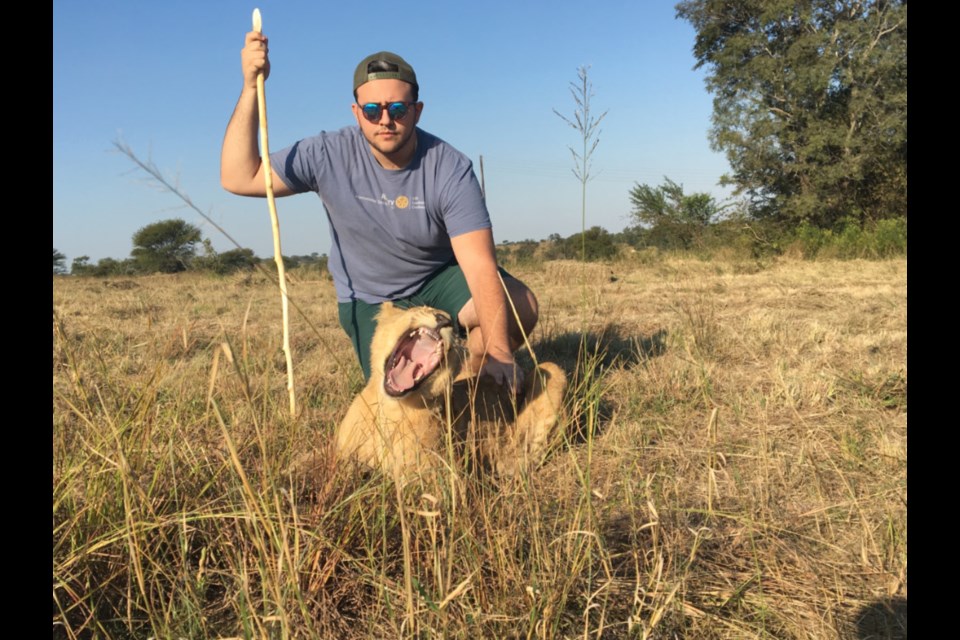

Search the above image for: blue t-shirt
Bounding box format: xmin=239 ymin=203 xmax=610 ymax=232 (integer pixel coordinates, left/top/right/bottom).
xmin=270 ymin=126 xmax=491 ymax=303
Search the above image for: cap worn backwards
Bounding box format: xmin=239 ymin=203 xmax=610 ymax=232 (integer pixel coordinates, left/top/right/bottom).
xmin=353 ymin=52 xmax=419 ymax=93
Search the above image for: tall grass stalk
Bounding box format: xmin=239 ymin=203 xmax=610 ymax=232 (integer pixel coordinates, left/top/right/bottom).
xmin=554 ymin=66 xmax=608 ymax=267
xmin=554 ymin=66 xmax=608 ymax=310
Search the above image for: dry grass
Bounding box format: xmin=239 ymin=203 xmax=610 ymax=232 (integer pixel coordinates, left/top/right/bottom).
xmin=53 ymin=257 xmax=906 ymax=639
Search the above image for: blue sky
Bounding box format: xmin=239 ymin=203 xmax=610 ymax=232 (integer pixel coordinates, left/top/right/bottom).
xmin=53 ymin=0 xmax=733 ymax=264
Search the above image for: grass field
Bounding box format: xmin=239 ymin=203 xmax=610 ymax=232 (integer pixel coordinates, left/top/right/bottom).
xmin=53 ymin=256 xmax=906 ymax=639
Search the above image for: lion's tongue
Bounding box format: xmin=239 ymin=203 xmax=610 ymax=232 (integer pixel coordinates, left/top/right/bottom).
xmin=389 ymin=356 xmax=422 ymax=392
xmin=388 ymin=336 xmax=440 ymax=392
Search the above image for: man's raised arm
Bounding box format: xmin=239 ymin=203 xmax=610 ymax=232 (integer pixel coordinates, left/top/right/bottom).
xmin=220 ymin=30 xmax=293 ymax=197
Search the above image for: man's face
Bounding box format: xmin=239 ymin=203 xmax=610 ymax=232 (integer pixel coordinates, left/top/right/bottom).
xmin=352 ymin=79 xmax=423 ymax=165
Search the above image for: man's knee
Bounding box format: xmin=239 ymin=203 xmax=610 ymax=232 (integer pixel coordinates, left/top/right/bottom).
xmin=506 ymin=277 xmax=538 ymax=334
xmin=457 ymin=277 xmax=538 ymax=331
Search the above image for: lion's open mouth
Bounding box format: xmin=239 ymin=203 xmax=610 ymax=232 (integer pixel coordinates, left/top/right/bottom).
xmin=384 ymin=324 xmax=449 ymax=397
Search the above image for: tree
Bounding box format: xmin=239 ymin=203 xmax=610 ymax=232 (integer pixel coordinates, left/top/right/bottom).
xmin=69 ymin=255 xmax=138 ymax=277
xmin=629 ymin=177 xmax=727 ymax=227
xmin=199 ymin=248 xmax=258 ymax=275
xmin=676 ymin=0 xmax=906 ymax=227
xmin=130 ymin=219 xmax=202 ymax=273
xmin=629 ymin=178 xmax=729 ymax=250
xmin=53 ymin=248 xmax=67 ymax=275
xmin=71 ymin=255 xmax=92 ymax=276
xmin=546 ymin=226 xmax=618 ymax=261
xmin=192 ymin=239 xmax=258 ymax=275
xmin=89 ymin=257 xmax=137 ymax=277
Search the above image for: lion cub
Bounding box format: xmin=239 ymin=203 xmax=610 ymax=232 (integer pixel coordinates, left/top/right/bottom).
xmin=334 ymin=302 xmax=567 ymax=482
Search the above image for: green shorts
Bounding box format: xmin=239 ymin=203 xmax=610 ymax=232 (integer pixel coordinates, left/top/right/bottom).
xmin=338 ymin=263 xmax=512 ymax=381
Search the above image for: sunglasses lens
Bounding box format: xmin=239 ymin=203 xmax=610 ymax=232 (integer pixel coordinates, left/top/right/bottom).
xmin=387 ymin=102 xmax=409 ymax=120
xmin=362 ymin=104 xmax=381 ymax=121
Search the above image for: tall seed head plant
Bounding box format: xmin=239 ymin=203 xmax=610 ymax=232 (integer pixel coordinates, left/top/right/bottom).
xmin=554 ymin=66 xmax=608 ymax=268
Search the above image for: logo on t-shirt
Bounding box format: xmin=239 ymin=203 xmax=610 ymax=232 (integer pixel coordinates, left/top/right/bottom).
xmin=356 ymin=193 xmax=426 ymax=211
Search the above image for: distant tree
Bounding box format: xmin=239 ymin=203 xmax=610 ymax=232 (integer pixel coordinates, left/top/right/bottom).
xmin=629 ymin=178 xmax=730 ymax=250
xmin=71 ymin=255 xmax=92 ymax=276
xmin=676 ymin=0 xmax=906 ymax=227
xmin=130 ymin=218 xmax=202 ymax=273
xmin=500 ymin=239 xmax=539 ymax=266
xmin=220 ymin=248 xmax=257 ymax=273
xmin=286 ymin=251 xmax=330 ymax=276
xmin=213 ymin=248 xmax=258 ymax=275
xmin=192 ymin=240 xmax=258 ymax=275
xmin=89 ymin=257 xmax=137 ymax=277
xmin=70 ymin=255 xmax=138 ymax=277
xmin=53 ymin=248 xmax=67 ymax=275
xmin=547 ymin=226 xmax=618 ymax=261
xmin=264 ymin=255 xmax=297 ymax=271
xmin=629 ymin=177 xmax=727 ymax=228
xmin=612 ymin=225 xmax=648 ymax=249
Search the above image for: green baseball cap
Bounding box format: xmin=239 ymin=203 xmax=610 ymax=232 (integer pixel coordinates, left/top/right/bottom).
xmin=353 ymin=51 xmax=419 ymax=93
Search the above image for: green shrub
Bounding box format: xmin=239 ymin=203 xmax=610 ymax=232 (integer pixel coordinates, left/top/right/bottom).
xmin=872 ymin=217 xmax=908 ymax=258
xmin=195 ymin=248 xmax=258 ymax=275
xmin=545 ymin=226 xmax=618 ymax=261
xmin=498 ymin=240 xmax=540 ymax=267
xmin=784 ymin=216 xmax=906 ymax=259
xmin=294 ymin=256 xmax=331 ymax=279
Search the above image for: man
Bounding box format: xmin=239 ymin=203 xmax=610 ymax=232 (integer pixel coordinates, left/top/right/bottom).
xmin=221 ymin=30 xmax=537 ymax=391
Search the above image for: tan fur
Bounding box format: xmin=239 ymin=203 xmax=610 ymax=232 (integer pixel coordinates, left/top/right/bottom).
xmin=334 ymin=303 xmax=567 ymax=482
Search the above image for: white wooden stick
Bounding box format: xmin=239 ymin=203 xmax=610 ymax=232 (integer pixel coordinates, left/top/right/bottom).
xmin=253 ymin=8 xmax=296 ymax=418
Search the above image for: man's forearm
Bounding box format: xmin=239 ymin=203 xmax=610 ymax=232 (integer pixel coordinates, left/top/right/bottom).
xmin=470 ymin=267 xmax=514 ymax=360
xmin=451 ymin=229 xmax=514 ymax=361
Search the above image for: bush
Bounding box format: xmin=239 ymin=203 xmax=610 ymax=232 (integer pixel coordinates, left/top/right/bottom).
xmin=871 ymin=218 xmax=908 ymax=258
xmin=612 ymin=225 xmax=647 ymax=249
xmin=545 ymin=226 xmax=618 ymax=261
xmin=293 ymin=256 xmax=330 ymax=279
xmin=195 ymin=248 xmax=258 ymax=275
xmin=783 ymin=217 xmax=906 ymax=259
xmin=498 ymin=241 xmax=540 ymax=267
xmin=70 ymin=256 xmax=139 ymax=277
xmin=790 ymin=221 xmax=829 ymax=258
xmin=644 ymin=221 xmax=698 ymax=251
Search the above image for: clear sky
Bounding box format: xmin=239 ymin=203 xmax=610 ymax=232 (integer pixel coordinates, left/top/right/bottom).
xmin=53 ymin=0 xmax=733 ymax=264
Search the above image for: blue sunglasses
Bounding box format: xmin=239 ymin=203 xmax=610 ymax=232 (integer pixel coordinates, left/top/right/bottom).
xmin=358 ymin=101 xmax=416 ymax=123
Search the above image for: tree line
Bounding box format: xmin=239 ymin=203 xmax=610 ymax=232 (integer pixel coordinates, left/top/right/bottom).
xmin=55 ymin=192 xmax=905 ymax=279
xmin=53 ymin=219 xmax=327 ymax=278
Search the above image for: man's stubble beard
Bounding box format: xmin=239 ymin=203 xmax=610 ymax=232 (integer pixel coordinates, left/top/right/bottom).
xmin=366 ymin=127 xmax=416 ymax=160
